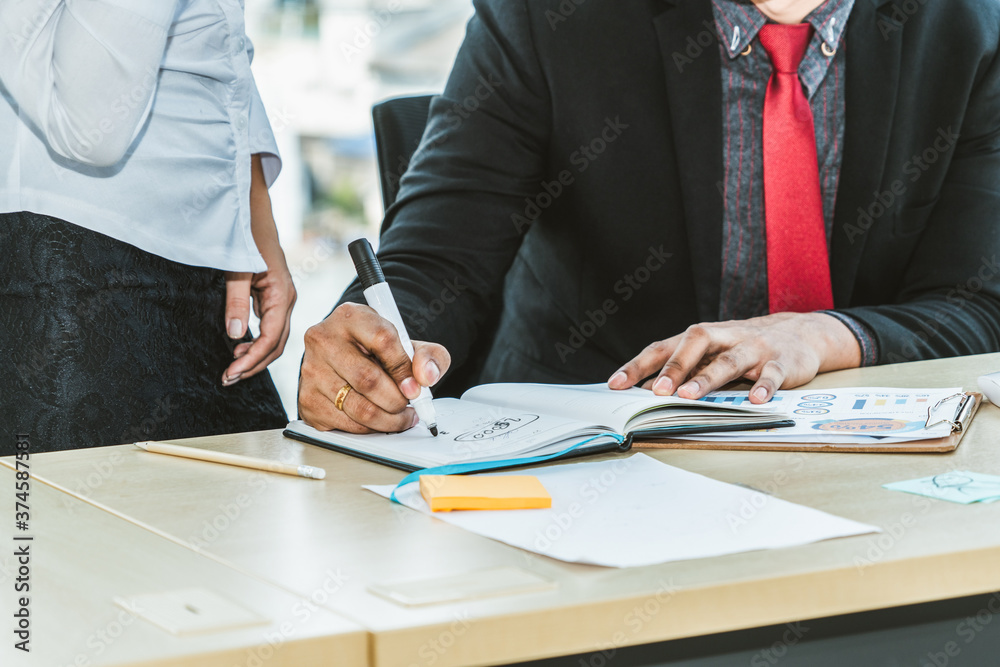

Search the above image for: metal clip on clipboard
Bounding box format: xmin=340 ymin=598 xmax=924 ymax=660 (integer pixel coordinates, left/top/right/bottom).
xmin=925 ymin=392 xmax=977 ymax=432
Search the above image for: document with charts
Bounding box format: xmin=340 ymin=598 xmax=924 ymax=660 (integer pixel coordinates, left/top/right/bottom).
xmin=669 ymin=387 xmax=966 ymax=444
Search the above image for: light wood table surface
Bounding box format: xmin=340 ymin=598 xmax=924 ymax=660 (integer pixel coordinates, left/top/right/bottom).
xmin=6 ymin=353 xmax=1000 ymax=667
xmin=0 ymin=467 xmax=367 ymax=667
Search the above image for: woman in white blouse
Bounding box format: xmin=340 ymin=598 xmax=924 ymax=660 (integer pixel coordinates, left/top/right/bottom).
xmin=0 ymin=1 xmax=296 ymax=453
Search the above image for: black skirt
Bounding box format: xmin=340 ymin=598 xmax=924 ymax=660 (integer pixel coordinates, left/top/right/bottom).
xmin=0 ymin=212 xmax=288 ymax=455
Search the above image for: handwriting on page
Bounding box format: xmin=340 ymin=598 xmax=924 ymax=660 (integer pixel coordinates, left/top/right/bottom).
xmin=455 ymin=415 xmax=541 ymax=441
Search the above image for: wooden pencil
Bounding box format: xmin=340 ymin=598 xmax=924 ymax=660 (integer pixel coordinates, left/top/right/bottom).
xmin=133 ymin=441 xmax=326 ymax=480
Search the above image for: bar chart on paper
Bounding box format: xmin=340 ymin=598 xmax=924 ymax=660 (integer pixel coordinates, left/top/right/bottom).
xmin=699 ymin=395 xmax=786 ymax=407
xmin=851 ymin=394 xmax=931 ymax=411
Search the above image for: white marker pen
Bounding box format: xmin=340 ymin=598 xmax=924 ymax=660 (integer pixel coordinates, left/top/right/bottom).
xmin=348 ymin=239 xmax=439 ymax=436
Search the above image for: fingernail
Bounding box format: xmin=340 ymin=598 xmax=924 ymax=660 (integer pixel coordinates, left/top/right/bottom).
xmin=222 ymin=372 xmax=242 ymax=387
xmin=753 ymin=386 xmax=769 ymax=402
xmin=652 ymin=377 xmax=673 ymax=394
xmin=227 ymin=319 xmax=243 ymax=338
xmin=679 ymin=380 xmax=700 ymax=396
xmin=401 ymin=377 xmax=419 ymax=399
xmin=426 ymin=360 xmax=441 ymax=385
xmin=609 ymin=371 xmax=627 ymax=388
xmin=410 ymin=413 xmax=420 ymax=428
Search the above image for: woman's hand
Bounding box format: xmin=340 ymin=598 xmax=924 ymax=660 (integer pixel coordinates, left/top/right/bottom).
xmin=222 ymin=155 xmax=297 ymax=386
xmin=608 ymin=312 xmax=862 ymax=403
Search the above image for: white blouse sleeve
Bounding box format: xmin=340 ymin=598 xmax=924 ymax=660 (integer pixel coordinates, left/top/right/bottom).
xmin=244 ymin=35 xmax=282 ymax=187
xmin=0 ymin=0 xmax=179 ymax=167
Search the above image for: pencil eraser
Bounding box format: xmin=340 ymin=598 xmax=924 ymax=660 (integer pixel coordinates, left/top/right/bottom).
xmin=419 ymin=475 xmax=552 ymax=512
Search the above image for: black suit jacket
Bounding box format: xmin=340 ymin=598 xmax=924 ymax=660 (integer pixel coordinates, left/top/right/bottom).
xmin=342 ymin=0 xmax=1000 ymax=388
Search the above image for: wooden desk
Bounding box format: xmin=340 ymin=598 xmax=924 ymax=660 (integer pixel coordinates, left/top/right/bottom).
xmin=7 ymin=353 xmax=1000 ymax=666
xmin=0 ymin=466 xmax=367 ymax=667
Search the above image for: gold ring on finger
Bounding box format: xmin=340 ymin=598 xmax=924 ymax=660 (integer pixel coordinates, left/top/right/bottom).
xmin=334 ymin=384 xmax=353 ymax=411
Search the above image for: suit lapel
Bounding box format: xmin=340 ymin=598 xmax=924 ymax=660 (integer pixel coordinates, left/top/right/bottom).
xmin=830 ymin=0 xmax=902 ymax=304
xmin=654 ymin=0 xmax=725 ymax=322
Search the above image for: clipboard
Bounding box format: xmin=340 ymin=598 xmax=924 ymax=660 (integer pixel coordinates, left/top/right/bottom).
xmin=634 ymin=392 xmax=982 ymax=454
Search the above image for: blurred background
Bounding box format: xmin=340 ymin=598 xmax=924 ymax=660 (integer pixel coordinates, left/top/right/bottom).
xmin=245 ymin=0 xmax=475 ymax=416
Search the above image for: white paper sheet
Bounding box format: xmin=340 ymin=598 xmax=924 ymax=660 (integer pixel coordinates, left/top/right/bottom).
xmin=365 ymin=454 xmax=878 ymax=568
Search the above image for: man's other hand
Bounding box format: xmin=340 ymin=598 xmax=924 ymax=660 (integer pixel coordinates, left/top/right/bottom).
xmin=607 ymin=312 xmax=862 ymax=403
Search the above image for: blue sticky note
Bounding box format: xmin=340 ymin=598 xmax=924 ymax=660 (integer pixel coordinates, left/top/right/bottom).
xmin=883 ymin=470 xmax=1000 ymax=504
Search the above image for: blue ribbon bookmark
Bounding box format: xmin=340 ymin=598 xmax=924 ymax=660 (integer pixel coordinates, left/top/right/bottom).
xmin=389 ymin=433 xmax=626 ymax=503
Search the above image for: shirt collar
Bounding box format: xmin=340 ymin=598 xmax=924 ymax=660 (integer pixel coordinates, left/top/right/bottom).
xmin=712 ymin=0 xmax=854 ymax=61
xmin=712 ymin=0 xmax=767 ymax=59
xmin=804 ymin=0 xmax=853 ymax=52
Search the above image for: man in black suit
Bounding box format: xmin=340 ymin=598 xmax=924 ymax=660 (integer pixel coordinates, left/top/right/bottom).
xmin=299 ymin=0 xmax=1000 ymax=433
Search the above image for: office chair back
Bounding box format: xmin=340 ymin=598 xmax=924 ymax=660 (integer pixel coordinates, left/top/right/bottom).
xmin=372 ymin=95 xmax=434 ymax=215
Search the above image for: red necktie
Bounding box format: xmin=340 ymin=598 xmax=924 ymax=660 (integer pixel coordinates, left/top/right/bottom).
xmin=759 ymin=24 xmax=833 ymax=313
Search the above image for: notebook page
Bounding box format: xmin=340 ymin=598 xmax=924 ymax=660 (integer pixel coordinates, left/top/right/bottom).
xmin=461 ymin=383 xmax=678 ymax=432
xmin=461 ymin=383 xmax=774 ymax=434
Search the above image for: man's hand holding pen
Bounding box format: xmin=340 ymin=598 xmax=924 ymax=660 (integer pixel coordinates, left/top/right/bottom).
xmin=298 ymin=304 xmax=450 ymax=434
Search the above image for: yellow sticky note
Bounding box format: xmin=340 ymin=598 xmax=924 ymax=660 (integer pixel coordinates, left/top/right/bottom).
xmin=419 ymin=475 xmax=552 ymax=512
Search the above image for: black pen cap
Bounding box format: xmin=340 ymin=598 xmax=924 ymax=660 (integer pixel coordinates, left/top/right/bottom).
xmin=348 ymin=239 xmax=385 ymax=289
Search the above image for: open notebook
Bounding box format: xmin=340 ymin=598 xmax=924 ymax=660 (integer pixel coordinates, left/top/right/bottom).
xmin=284 ymin=383 xmax=792 ymax=472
